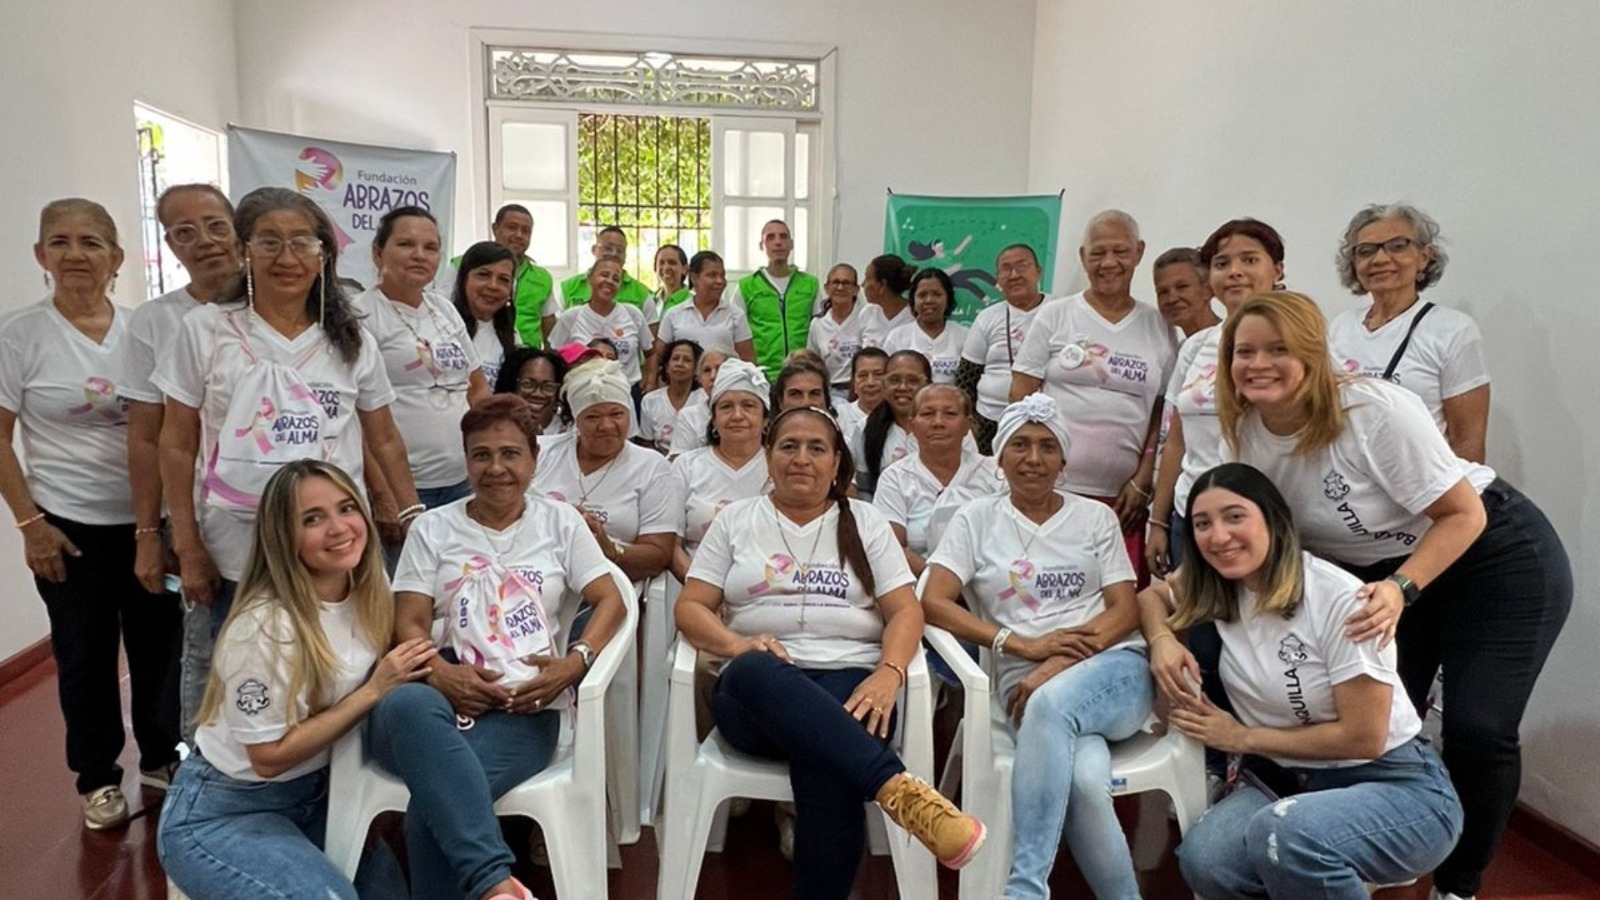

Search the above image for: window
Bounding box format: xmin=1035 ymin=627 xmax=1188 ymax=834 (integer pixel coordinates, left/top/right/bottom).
xmin=714 ymin=118 xmax=818 ymax=272
xmin=577 ymin=113 xmax=711 ymax=285
xmin=135 ymin=103 xmax=225 ymax=299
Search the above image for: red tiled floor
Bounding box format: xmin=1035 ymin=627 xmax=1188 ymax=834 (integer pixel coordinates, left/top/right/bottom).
xmin=3 ymin=655 xmax=1598 ymax=899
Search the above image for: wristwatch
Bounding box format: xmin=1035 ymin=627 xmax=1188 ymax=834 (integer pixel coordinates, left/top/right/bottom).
xmin=1386 ymin=573 xmax=1422 ymax=607
xmin=568 ymin=641 xmax=595 ymax=670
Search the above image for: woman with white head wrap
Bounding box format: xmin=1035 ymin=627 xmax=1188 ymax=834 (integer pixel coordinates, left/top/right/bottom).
xmin=668 ymin=360 xmax=773 ymax=581
xmin=531 ymin=358 xmax=682 ymax=583
xmin=922 ymin=392 xmax=1154 ymax=900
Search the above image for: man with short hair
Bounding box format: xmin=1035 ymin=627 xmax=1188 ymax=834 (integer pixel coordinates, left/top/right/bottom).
xmin=727 ymin=219 xmax=819 ymax=378
xmin=458 ymin=203 xmax=559 ymax=348
xmin=559 ymin=225 xmax=652 ymax=309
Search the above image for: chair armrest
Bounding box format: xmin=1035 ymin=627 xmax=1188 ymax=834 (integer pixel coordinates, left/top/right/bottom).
xmin=671 ymin=633 xmax=699 ymax=686
xmin=573 ymin=563 xmax=639 ymax=766
xmin=924 ymin=626 xmax=987 ymax=694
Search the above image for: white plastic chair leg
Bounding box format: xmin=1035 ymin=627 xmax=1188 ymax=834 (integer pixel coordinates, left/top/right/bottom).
xmin=705 ymin=797 xmax=731 ymax=852
xmin=606 ymin=613 xmax=642 ymax=844
xmin=938 ymin=719 xmax=965 ymax=798
xmin=638 ymin=576 xmax=674 ymax=827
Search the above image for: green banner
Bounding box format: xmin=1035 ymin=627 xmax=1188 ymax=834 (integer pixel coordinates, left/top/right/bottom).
xmin=883 ymin=192 xmax=1063 ymax=325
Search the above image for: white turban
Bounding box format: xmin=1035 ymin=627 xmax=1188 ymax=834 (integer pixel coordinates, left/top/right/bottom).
xmin=710 ymin=359 xmax=771 ymax=409
xmin=561 ymin=358 xmax=634 ymax=426
xmin=994 ymin=392 xmax=1072 ymax=457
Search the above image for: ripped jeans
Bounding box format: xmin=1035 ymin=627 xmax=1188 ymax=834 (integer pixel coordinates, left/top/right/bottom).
xmin=1177 ymin=739 xmax=1462 ymax=899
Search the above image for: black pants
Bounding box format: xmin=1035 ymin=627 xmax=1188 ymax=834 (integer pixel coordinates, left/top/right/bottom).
xmin=1339 ymin=479 xmax=1571 ymax=897
xmin=36 ymin=513 xmax=182 ymax=794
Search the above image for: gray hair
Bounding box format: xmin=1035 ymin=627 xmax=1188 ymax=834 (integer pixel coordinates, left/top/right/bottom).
xmin=1335 ymin=203 xmax=1449 ymax=295
xmin=1081 ymin=209 xmax=1141 ymax=246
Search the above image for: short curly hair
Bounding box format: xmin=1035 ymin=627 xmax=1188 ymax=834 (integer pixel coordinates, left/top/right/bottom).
xmin=1336 ymin=203 xmax=1449 ymax=295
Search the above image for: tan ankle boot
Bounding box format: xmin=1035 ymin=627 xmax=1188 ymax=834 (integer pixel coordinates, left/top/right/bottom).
xmin=877 ymin=773 xmax=986 ymax=869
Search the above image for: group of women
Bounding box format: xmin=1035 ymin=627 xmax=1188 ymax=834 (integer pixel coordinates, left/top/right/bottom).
xmin=0 ymin=187 xmax=1570 ymax=900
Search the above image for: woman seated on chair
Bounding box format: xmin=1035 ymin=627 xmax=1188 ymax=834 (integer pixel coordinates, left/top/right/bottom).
xmin=368 ymin=395 xmax=627 ymax=900
xmin=1143 ymin=463 xmax=1462 ymax=898
xmin=159 ymin=461 xmax=434 ymax=900
xmin=676 ymin=403 xmax=987 ymax=899
xmin=922 ymin=392 xmax=1152 ymax=900
xmin=667 ymin=359 xmax=771 ymax=582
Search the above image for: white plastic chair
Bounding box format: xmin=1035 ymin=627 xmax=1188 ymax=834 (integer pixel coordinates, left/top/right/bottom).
xmin=324 ymin=563 xmax=639 ymax=896
xmin=637 ymin=573 xmax=677 ymax=827
xmin=605 ymin=573 xmax=647 ymax=846
xmin=925 ymin=624 xmax=1207 ymax=899
xmin=655 ymin=638 xmax=938 ymax=900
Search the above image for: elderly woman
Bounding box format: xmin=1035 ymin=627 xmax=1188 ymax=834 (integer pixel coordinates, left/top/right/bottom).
xmin=370 ymin=397 xmax=624 ymax=900
xmin=357 ymin=206 xmax=491 ymax=511
xmin=1218 ymin=291 xmax=1570 ymax=900
xmin=809 ymin=263 xmax=867 ymax=403
xmin=1142 ymin=463 xmax=1463 ymax=898
xmin=493 ymin=346 xmax=569 ymax=436
xmin=872 ymin=384 xmax=999 ymax=575
xmin=549 ymin=259 xmax=650 ymax=387
xmin=0 ymin=198 xmax=181 ymax=829
xmin=1151 ymin=246 xmax=1219 ymax=339
xmin=883 ymin=268 xmax=968 ymax=384
xmin=450 ymin=240 xmax=518 ymax=387
xmin=1327 ymin=203 xmax=1490 ymax=463
xmin=639 ymin=339 xmax=703 ymax=452
xmin=955 ymin=243 xmax=1052 ymax=453
xmin=1011 ymin=210 xmax=1177 ymax=586
xmin=858 ymin=254 xmax=916 ymax=348
xmin=667 ymin=360 xmax=771 ymax=581
xmin=159 ymin=460 xmax=433 ymax=900
xmin=647 ymin=250 xmax=754 ymax=391
xmin=531 ymin=359 xmax=678 ymax=583
xmin=677 ymin=404 xmax=986 ymax=897
xmin=922 ymin=393 xmax=1150 ymax=900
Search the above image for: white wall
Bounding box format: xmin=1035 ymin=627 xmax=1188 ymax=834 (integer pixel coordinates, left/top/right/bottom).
xmin=1029 ymin=0 xmax=1600 ymax=842
xmin=0 ymin=1 xmax=238 ymax=662
xmin=232 ymin=0 xmax=1037 ymax=270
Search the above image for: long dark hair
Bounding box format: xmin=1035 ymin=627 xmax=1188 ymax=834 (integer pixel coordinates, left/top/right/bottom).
xmin=452 ymin=240 xmax=517 ymax=355
xmin=766 ymin=406 xmax=876 ymax=598
xmin=1171 ymin=463 xmax=1305 ymax=629
xmin=223 ymin=187 xmax=364 ymax=365
xmin=861 ymin=350 xmax=932 ymax=494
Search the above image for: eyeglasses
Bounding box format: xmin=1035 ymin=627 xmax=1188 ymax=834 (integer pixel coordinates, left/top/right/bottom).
xmin=167 ymin=220 xmax=233 ymax=246
xmin=1353 ymin=237 xmax=1416 ymax=261
xmin=827 ymin=279 xmax=858 ymax=288
xmin=249 ymin=236 xmax=324 ymax=259
xmin=516 ymin=378 xmax=561 ymax=395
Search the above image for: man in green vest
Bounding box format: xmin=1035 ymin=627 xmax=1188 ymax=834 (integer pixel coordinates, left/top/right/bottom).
xmin=728 ymin=219 xmax=820 ymax=378
xmin=450 ymin=203 xmax=558 ymax=347
xmin=560 ymin=225 xmax=652 ymax=309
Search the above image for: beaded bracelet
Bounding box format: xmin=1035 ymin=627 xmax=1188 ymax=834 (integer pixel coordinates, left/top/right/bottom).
xmin=15 ymin=512 xmax=45 ymax=529
xmin=991 ymin=627 xmax=1013 ymax=657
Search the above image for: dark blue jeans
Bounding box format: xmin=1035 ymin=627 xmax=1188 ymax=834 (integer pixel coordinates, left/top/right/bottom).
xmin=1339 ymin=478 xmax=1571 ymax=897
xmin=712 ymin=651 xmax=906 ymax=900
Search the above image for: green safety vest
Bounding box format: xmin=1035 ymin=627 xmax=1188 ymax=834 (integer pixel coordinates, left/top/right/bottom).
xmin=560 ymin=271 xmax=652 ymax=309
xmin=739 ymin=268 xmax=819 ymax=378
xmin=449 ymin=254 xmax=554 ymax=348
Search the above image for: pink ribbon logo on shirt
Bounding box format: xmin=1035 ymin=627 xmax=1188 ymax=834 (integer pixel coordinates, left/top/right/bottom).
xmin=406 ymin=337 xmax=445 ymax=379
xmin=996 ymin=558 xmax=1040 ymax=612
xmin=1181 ymin=363 xmax=1217 ymax=408
xmin=234 ymin=396 xmax=278 ymax=453
xmin=67 ymin=376 xmax=124 ymax=421
xmin=746 ymin=553 xmax=799 ymax=596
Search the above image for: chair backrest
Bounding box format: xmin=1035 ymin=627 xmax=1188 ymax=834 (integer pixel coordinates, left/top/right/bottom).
xmin=571 ymin=562 xmax=639 ymax=772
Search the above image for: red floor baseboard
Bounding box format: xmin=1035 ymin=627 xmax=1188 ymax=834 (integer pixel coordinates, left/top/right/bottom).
xmin=0 ymin=637 xmax=51 ymax=688
xmin=1510 ymin=802 xmax=1600 ymax=877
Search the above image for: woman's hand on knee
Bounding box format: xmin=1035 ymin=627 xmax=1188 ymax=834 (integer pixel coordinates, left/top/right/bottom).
xmin=733 ymin=633 xmax=792 ymax=664
xmin=843 ymin=669 xmax=899 ymax=739
xmin=1006 ymin=656 xmax=1072 ymax=726
xmin=365 ymin=638 xmax=436 ymax=700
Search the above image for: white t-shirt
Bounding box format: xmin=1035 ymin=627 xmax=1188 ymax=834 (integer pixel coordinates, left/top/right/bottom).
xmin=669 ymin=446 xmax=771 ymax=555
xmin=1216 ymin=553 xmax=1422 ymax=768
xmin=1013 ymin=292 xmax=1178 ymax=496
xmin=639 ymin=387 xmax=696 ymax=450
xmin=196 ymin=596 xmax=379 ymax=782
xmin=0 ymin=302 xmax=134 ymax=524
xmin=846 ymin=417 xmax=976 ymax=487
xmin=393 ymin=497 xmax=612 ymax=703
xmin=668 ymin=403 xmax=712 ymax=456
xmin=470 ymin=319 xmax=515 ymax=388
xmin=355 ymin=288 xmax=482 ymax=489
xmin=154 ymin=303 xmax=394 ymax=580
xmin=1327 ymin=302 xmax=1490 ymax=431
xmin=122 ymin=287 xmax=201 ymax=403
xmin=548 ymin=302 xmax=650 ymax=384
xmin=658 ymin=301 xmax=752 ymax=356
xmin=872 ymin=451 xmax=1002 ymax=556
xmin=1226 ymin=378 xmax=1495 ymax=566
xmin=961 ymin=297 xmax=1054 ymax=421
xmin=1164 ymin=325 xmax=1222 ymax=515
xmin=688 ymin=496 xmax=914 ymax=670
xmin=929 ymin=493 xmax=1140 ymax=698
xmin=530 ymin=439 xmax=682 ymax=543
xmin=858 ymin=304 xmax=914 ymax=350
xmin=808 ymin=305 xmax=866 ymax=386
xmin=883 ymin=321 xmax=969 ymax=384
xmin=835 ymin=399 xmax=869 ymax=437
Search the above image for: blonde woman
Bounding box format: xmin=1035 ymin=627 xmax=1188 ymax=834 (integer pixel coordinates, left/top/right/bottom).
xmin=158 ymin=460 xmax=434 ymax=900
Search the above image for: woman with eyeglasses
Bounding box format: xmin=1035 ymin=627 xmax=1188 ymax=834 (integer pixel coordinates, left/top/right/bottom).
xmin=450 ymin=240 xmax=518 ymax=387
xmin=156 ymin=186 xmax=418 ymax=626
xmin=810 ymin=263 xmax=867 ymax=404
xmin=883 ymin=269 xmax=968 ymax=385
xmin=954 ymin=244 xmax=1053 ymax=454
xmin=493 ymin=346 xmax=569 ymax=436
xmin=1326 ymin=203 xmax=1490 ymax=463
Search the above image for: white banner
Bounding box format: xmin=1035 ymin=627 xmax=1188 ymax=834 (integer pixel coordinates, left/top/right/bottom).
xmin=227 ymin=125 xmax=456 ymax=291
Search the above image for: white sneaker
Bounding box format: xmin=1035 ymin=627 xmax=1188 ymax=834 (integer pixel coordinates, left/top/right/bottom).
xmin=83 ymin=785 xmax=129 ymax=830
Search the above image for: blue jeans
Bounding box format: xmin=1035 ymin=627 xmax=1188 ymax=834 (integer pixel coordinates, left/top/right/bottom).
xmin=1006 ymin=646 xmax=1153 ymax=900
xmin=158 ymin=754 xmax=356 ymax=900
xmin=208 ymin=578 xmax=240 ymax=635
xmin=712 ymin=651 xmax=906 ymax=900
xmin=179 ymin=599 xmax=215 ymax=745
xmin=1177 ymin=739 xmax=1462 ymax=899
xmin=368 ymin=682 xmax=559 ymax=900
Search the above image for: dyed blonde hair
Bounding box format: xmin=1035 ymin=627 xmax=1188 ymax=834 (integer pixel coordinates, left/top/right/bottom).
xmin=196 ymin=461 xmax=393 ymax=730
xmin=1216 ymin=291 xmax=1346 ymax=456
xmin=1169 ymin=463 xmax=1305 ymax=628
xmin=38 ymin=198 xmax=120 ymax=247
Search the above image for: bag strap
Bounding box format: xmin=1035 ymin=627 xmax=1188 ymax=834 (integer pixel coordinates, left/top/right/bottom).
xmin=1380 ymin=302 xmax=1434 ymax=381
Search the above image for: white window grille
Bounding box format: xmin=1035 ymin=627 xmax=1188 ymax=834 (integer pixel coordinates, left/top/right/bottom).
xmin=487 ymin=49 xmax=819 ymax=112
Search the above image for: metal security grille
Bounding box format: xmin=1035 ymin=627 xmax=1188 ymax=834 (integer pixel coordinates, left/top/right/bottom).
xmin=577 ymin=113 xmax=712 ymax=283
